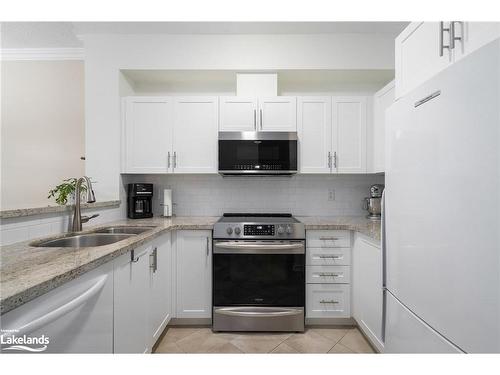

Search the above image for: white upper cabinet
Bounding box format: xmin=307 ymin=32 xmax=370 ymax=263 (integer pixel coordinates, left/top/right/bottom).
xmin=297 ymin=97 xmax=332 ymax=174
xmin=172 ymin=97 xmax=218 ymax=173
xmin=332 ymin=96 xmax=367 ymax=174
xmin=175 ymin=230 xmax=212 ymax=319
xmin=258 ymin=97 xmax=297 ymax=132
xmin=395 ymin=22 xmax=500 ymax=99
xmin=123 ymin=97 xmax=173 ymax=173
xmin=219 ymin=96 xmax=258 ymax=131
xmin=372 ymin=81 xmax=395 ymax=173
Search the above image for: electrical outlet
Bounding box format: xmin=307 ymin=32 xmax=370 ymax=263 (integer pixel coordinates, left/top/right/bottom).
xmin=328 ymin=189 xmax=335 ymax=201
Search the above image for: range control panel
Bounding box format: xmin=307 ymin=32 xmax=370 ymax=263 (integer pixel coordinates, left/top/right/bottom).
xmin=244 ymin=224 xmax=275 ymax=236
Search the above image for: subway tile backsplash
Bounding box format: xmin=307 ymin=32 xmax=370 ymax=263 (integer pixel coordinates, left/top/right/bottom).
xmin=123 ymin=174 xmax=385 ymax=217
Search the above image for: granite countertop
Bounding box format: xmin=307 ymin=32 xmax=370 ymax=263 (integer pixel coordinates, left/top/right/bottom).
xmin=0 ymin=215 xmax=379 ymax=315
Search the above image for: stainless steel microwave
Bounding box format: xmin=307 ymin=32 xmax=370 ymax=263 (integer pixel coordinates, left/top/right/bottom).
xmin=218 ymin=132 xmax=298 ymax=175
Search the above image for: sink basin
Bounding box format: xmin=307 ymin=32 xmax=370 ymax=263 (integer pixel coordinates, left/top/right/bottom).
xmin=93 ymin=226 xmax=156 ymax=235
xmin=35 ymin=233 xmax=135 ymax=248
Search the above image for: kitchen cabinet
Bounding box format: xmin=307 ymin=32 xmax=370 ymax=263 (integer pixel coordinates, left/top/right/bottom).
xmin=122 ymin=96 xmax=218 ymax=174
xmin=149 ymin=232 xmax=172 ymax=347
xmin=114 ymin=245 xmax=151 ymax=353
xmin=175 ymin=230 xmax=212 ymax=318
xmin=122 ymin=97 xmax=173 ymax=173
xmin=297 ymin=97 xmax=332 ymax=173
xmin=332 ymin=96 xmax=368 ymax=173
xmin=219 ymin=96 xmax=296 ymax=132
xmin=371 ymin=81 xmax=395 ymax=173
xmin=352 ymin=233 xmax=384 ymax=352
xmin=172 ymin=97 xmax=218 ymax=173
xmin=219 ymin=96 xmax=258 ymax=131
xmin=395 ymin=22 xmax=500 ymax=99
xmin=0 ymin=262 xmax=113 ymax=353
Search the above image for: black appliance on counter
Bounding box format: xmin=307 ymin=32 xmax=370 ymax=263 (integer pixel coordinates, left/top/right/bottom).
xmin=212 ymin=213 xmax=305 ymax=332
xmin=127 ymin=183 xmax=153 ymax=219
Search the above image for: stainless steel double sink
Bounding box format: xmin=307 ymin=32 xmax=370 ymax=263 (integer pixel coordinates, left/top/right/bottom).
xmin=33 ymin=226 xmax=157 ymax=248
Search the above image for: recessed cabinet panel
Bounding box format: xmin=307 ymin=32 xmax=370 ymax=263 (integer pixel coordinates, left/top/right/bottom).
xmin=372 ymin=81 xmax=395 ymax=173
xmin=306 ymin=284 xmax=351 ymax=318
xmin=219 ymin=97 xmax=258 ymax=131
xmin=259 ymin=97 xmax=297 ymax=132
xmin=297 ymin=97 xmax=332 ymax=173
xmin=123 ymin=97 xmax=173 ymax=173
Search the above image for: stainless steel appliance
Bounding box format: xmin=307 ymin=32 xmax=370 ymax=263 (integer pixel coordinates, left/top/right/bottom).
xmin=363 ymin=184 xmax=384 ymax=220
xmin=212 ymin=213 xmax=305 ymax=332
xmin=218 ymin=132 xmax=298 ymax=175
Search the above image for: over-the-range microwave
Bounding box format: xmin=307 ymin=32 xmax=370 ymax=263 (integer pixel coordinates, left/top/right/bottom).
xmin=218 ymin=131 xmax=298 ymax=175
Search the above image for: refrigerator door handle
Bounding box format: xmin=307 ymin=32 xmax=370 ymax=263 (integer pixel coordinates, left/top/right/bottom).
xmin=381 ymin=189 xmax=387 ymax=288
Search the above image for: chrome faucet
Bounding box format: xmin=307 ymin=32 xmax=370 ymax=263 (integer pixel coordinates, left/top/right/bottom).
xmin=72 ymin=176 xmax=99 ymax=232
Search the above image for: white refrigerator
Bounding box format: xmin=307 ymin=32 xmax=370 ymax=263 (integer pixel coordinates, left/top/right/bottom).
xmin=383 ymin=39 xmax=500 ymax=353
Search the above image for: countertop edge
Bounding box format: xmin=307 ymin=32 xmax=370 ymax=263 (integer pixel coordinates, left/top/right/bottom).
xmin=0 ymin=200 xmax=121 ymax=219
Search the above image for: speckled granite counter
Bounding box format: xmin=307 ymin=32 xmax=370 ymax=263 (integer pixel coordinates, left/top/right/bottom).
xmin=298 ymin=216 xmax=381 ymax=242
xmin=0 ymin=217 xmax=218 ymax=315
xmin=0 ymin=215 xmax=379 ymax=315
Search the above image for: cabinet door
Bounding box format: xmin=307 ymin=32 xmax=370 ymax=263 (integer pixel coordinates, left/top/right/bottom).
xmin=114 ymin=246 xmax=151 ymax=353
xmin=372 ymin=81 xmax=395 ymax=173
xmin=453 ymin=22 xmax=500 ymax=63
xmin=258 ymin=97 xmax=297 ymax=132
xmin=123 ymin=97 xmax=173 ymax=173
xmin=332 ymin=96 xmax=367 ymax=173
xmin=219 ymin=96 xmax=257 ymax=131
xmin=352 ymin=234 xmax=384 ymax=351
xmin=297 ymin=97 xmax=332 ymax=173
xmin=395 ymin=22 xmax=452 ymax=99
xmin=149 ymin=232 xmax=172 ymax=346
xmin=176 ymin=230 xmax=212 ymax=318
xmin=172 ymin=97 xmax=218 ymax=173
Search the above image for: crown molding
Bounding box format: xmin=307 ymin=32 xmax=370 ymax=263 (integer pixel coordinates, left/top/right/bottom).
xmin=0 ymin=47 xmax=84 ymax=61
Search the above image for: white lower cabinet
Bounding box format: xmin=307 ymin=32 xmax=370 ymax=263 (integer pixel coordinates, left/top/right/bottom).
xmin=306 ymin=284 xmax=351 ymax=318
xmin=352 ymin=233 xmax=384 ymax=352
xmin=1 ymin=262 xmax=114 ymax=353
xmin=114 ymin=245 xmax=152 ymax=353
xmin=149 ymin=232 xmax=172 ymax=346
xmin=175 ymin=230 xmax=212 ymax=319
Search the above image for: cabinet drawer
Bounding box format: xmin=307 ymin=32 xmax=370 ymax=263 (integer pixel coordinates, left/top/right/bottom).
xmin=307 ymin=247 xmax=351 ymax=266
xmin=306 ymin=284 xmax=351 ymax=318
xmin=306 ymin=265 xmax=350 ymax=284
xmin=306 ymin=230 xmax=351 ymax=248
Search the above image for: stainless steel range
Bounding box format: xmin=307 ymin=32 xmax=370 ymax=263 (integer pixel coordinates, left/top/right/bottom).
xmin=212 ymin=213 xmax=305 ymax=332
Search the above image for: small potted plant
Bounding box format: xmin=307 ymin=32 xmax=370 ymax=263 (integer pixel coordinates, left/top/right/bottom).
xmin=48 ymin=178 xmax=88 ymax=206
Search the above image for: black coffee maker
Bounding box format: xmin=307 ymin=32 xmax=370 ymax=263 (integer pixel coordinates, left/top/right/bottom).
xmin=127 ymin=183 xmax=153 ymax=219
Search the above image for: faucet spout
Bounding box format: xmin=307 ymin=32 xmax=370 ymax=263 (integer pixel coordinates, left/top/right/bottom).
xmin=72 ymin=176 xmax=97 ymax=232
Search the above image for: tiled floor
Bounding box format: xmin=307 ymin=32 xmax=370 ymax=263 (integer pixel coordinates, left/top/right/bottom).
xmin=154 ymin=326 xmax=375 ymax=354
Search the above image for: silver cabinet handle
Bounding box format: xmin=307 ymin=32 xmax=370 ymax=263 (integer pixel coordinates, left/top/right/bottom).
xmin=328 ymin=152 xmax=332 ymax=169
xmin=167 ymin=151 xmax=171 ymax=169
xmin=173 ymin=151 xmax=177 ymax=168
xmin=318 ymin=255 xmax=341 ymax=259
xmin=319 ymin=273 xmax=340 ymax=277
xmin=253 ymin=109 xmax=257 ymax=130
xmin=259 ymin=109 xmax=263 ymax=130
xmin=320 ymin=300 xmax=339 ymax=304
xmin=206 ymin=237 xmax=210 ymax=256
xmin=319 ymin=236 xmax=339 ymax=241
xmin=450 ymin=21 xmax=463 ymax=50
xmin=150 ymin=247 xmax=158 ymax=272
xmin=439 ymin=21 xmax=451 ymax=57
xmin=414 ymin=90 xmax=441 ymax=108
xmin=333 ymin=151 xmax=337 ymax=169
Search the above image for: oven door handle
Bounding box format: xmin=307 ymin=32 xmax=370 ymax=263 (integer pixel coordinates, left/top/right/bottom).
xmin=213 ymin=242 xmax=305 ymax=254
xmin=215 ymin=307 xmax=303 ymax=318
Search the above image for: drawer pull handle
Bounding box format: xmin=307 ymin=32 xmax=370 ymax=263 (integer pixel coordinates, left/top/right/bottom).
xmin=319 ymin=273 xmax=340 ymax=277
xmin=319 ymin=236 xmax=339 ymax=241
xmin=318 ymin=255 xmax=341 ymax=259
xmin=320 ymin=300 xmax=339 ymax=304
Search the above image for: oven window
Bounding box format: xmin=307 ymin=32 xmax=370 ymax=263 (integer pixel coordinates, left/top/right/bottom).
xmin=213 ymin=253 xmax=305 ymax=307
xmin=218 ymin=140 xmax=297 ymax=171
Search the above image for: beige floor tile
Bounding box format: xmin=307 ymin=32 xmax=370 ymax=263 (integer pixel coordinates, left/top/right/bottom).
xmin=271 ymin=342 xmax=300 ymax=353
xmin=338 ymin=328 xmax=375 ymax=353
xmin=309 ymin=328 xmax=349 ymax=344
xmin=176 ymin=329 xmax=231 ymax=353
xmin=162 ymin=327 xmax=201 ymax=342
xmin=208 ymin=342 xmax=244 ymax=353
xmin=230 ymin=334 xmax=288 ymax=353
xmin=154 ymin=341 xmax=184 ymax=353
xmin=328 ymin=343 xmax=355 ymax=354
xmin=283 ymin=329 xmax=336 ymax=353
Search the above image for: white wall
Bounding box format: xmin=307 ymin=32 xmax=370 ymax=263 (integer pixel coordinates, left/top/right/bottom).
xmin=1 ymin=60 xmax=85 ymax=210
xmin=123 ymin=174 xmax=384 ymax=217
xmin=82 ymin=33 xmax=396 ymax=201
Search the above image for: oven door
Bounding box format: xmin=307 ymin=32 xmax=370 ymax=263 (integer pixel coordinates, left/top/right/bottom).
xmin=218 ymin=132 xmax=298 ymax=175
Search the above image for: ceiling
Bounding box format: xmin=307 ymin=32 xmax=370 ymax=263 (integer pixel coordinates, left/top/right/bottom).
xmin=1 ymin=21 xmax=409 ymax=49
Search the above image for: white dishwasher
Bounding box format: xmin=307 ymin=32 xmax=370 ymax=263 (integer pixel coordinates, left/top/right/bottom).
xmin=1 ymin=262 xmax=113 ymax=353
